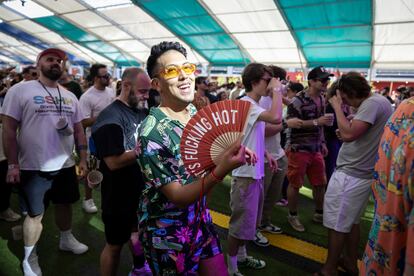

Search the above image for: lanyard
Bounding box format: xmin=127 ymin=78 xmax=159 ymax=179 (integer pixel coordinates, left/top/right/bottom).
xmin=38 ymin=80 xmax=62 ymax=116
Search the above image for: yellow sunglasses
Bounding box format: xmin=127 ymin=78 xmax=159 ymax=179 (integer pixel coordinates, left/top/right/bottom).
xmin=159 ymin=63 xmax=196 ymax=79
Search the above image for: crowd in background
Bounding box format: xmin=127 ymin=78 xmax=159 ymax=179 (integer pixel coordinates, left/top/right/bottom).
xmin=0 ymin=47 xmax=413 ymax=276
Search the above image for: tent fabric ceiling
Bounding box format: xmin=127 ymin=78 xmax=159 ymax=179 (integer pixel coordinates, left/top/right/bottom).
xmin=0 ymin=0 xmax=412 ymax=70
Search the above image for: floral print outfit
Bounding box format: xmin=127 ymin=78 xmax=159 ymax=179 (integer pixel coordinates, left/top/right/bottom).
xmin=136 ymin=105 xmax=222 ymax=275
xmin=361 ymin=98 xmax=414 ymax=275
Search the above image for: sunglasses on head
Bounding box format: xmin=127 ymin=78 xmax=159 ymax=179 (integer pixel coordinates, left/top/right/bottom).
xmin=159 ymin=63 xmax=196 ymax=79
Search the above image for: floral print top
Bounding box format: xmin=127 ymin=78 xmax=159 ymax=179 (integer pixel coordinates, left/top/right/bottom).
xmin=136 ymin=105 xmax=216 ymax=246
xmin=361 ymin=97 xmax=414 ymax=275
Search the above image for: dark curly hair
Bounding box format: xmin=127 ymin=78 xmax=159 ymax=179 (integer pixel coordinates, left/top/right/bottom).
xmin=87 ymin=63 xmax=106 ymax=82
xmin=146 ymin=41 xmax=187 ymax=79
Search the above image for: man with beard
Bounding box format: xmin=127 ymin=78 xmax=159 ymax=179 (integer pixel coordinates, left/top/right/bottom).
xmin=1 ymin=48 xmax=88 ymax=276
xmin=92 ymin=67 xmax=151 ymax=276
xmin=79 ymin=64 xmax=114 ymax=214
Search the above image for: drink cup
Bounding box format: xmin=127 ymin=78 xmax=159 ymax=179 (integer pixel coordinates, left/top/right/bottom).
xmin=11 ymin=225 xmax=23 ymax=241
xmin=87 ymin=170 xmax=103 ymax=189
xmin=56 ymin=118 xmax=73 ymax=136
xmin=325 ymin=113 xmax=334 ymax=126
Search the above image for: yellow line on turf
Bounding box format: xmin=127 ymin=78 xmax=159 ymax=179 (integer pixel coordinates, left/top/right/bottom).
xmin=210 ymin=209 xmax=327 ymax=263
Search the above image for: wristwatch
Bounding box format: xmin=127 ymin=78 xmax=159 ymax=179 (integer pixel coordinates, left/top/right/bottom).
xmin=313 ymin=119 xmax=319 ymax=127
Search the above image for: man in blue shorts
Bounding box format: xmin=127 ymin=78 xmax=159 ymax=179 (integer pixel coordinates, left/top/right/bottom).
xmin=1 ymin=48 xmax=88 ymax=276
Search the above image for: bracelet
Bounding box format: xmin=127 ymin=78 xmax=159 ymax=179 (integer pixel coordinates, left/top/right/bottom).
xmin=77 ymin=145 xmax=87 ymax=151
xmin=8 ymin=164 xmax=19 ymax=170
xmin=211 ymin=168 xmax=224 ymax=182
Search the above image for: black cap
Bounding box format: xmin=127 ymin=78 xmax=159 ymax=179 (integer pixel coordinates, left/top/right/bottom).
xmin=307 ymin=66 xmax=334 ymax=80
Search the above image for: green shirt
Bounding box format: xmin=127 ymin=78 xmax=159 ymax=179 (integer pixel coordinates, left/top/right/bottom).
xmin=137 ymin=105 xmax=198 ymax=226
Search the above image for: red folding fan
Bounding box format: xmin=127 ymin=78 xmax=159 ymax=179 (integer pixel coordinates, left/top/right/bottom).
xmin=180 ymin=99 xmax=252 ymax=176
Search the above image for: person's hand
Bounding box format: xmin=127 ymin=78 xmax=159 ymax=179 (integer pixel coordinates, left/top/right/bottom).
xmin=321 ymin=144 xmax=328 ymax=157
xmin=6 ymin=166 xmax=20 ymax=184
xmin=266 ymin=153 xmax=278 ymax=172
xmin=214 ymin=137 xmax=246 ymax=178
xmin=335 ymin=129 xmax=343 ymax=141
xmin=286 ymin=118 xmax=303 ymax=128
xmin=317 ymin=115 xmax=332 ymax=126
xmin=328 ymin=90 xmax=343 ymax=111
xmin=267 ymin=78 xmax=282 ymax=96
xmin=77 ymin=159 xmax=88 ymax=178
xmin=245 ymin=147 xmax=257 ymax=166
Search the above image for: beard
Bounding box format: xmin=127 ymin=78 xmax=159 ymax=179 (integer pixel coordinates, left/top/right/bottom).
xmin=41 ymin=65 xmax=63 ymax=81
xmin=127 ymin=90 xmax=139 ymax=108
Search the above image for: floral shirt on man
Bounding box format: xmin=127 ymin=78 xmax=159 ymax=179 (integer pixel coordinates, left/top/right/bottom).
xmin=361 ymin=98 xmax=414 ymax=275
xmin=136 ymin=105 xmax=222 ymax=275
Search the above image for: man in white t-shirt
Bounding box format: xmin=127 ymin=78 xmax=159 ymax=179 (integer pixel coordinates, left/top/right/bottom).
xmin=1 ymin=48 xmax=89 ymax=276
xmin=79 ymin=64 xmax=114 ymax=213
xmin=227 ymin=63 xmax=283 ymax=276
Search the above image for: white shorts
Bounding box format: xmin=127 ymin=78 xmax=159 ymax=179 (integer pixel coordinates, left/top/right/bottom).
xmin=323 ymin=170 xmax=372 ymax=233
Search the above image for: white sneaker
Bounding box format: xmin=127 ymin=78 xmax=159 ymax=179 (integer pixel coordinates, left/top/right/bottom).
xmin=28 ymin=251 xmax=42 ymax=276
xmin=287 ymin=214 xmax=305 ymax=232
xmin=0 ymin=208 xmax=21 ymax=222
xmin=82 ymin=199 xmax=98 ymax=213
xmin=253 ymin=231 xmax=270 ymax=247
xmin=23 ymin=257 xmax=41 ymax=276
xmin=59 ymin=233 xmax=88 ymax=254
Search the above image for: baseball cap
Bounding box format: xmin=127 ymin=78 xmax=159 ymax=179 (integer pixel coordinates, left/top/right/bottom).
xmin=36 ymin=48 xmax=66 ymax=64
xmin=307 ymin=66 xmax=334 ymax=80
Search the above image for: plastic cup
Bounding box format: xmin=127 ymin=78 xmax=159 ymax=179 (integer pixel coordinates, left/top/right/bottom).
xmin=87 ymin=170 xmax=103 ymax=189
xmin=325 ymin=113 xmax=334 ymax=126
xmin=56 ymin=118 xmax=73 ymax=136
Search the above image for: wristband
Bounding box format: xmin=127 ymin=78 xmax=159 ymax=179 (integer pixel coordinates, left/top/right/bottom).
xmin=211 ymin=168 xmax=224 ymax=182
xmin=8 ymin=164 xmax=19 ymax=170
xmin=313 ymin=119 xmax=319 ymax=127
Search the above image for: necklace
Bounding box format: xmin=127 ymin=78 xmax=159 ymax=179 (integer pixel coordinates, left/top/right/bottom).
xmin=38 ymin=80 xmax=63 ymax=117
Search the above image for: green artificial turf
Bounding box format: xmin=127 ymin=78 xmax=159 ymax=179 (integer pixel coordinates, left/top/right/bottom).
xmin=0 ymin=176 xmax=374 ymax=276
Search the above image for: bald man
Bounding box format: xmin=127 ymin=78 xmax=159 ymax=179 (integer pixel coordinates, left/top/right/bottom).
xmin=92 ymin=67 xmax=151 ymax=276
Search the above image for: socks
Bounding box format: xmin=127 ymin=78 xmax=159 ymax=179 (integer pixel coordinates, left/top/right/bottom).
xmin=60 ymin=229 xmax=72 ymax=240
xmin=237 ymin=245 xmax=247 ymax=262
xmin=227 ymin=254 xmax=238 ymax=274
xmin=24 ymin=245 xmax=34 ymax=261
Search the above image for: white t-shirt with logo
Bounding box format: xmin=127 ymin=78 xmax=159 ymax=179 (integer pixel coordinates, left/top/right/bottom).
xmin=232 ymin=96 xmax=266 ymax=180
xmin=259 ymin=96 xmax=285 ymax=161
xmin=79 ymin=86 xmax=114 ymax=141
xmin=0 ymin=80 xmax=84 ymax=171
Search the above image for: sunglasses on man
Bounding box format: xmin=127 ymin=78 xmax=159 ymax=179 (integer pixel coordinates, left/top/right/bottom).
xmin=317 ymin=78 xmax=330 ymax=84
xmin=159 ymin=63 xmax=196 ymax=79
xmin=97 ymin=74 xmax=111 ymax=79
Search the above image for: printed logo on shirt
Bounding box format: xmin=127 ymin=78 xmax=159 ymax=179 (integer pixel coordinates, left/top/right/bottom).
xmin=32 ymin=95 xmax=75 ymax=116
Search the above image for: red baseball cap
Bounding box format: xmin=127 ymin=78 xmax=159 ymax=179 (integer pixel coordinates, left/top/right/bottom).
xmin=36 ymin=48 xmax=66 ymax=63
